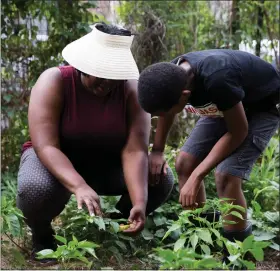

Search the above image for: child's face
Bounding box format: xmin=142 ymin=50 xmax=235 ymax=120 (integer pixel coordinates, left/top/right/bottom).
xmin=154 ymin=90 xmax=190 ymax=116
xmin=153 ymin=98 xmax=188 ymax=117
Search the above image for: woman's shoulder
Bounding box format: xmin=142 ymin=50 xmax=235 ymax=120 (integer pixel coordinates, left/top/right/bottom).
xmin=124 ymin=79 xmax=138 ymax=97
xmin=38 ymin=66 xmax=76 ymax=83
xmin=35 ymin=67 xmax=62 ymax=86
xmin=57 ymin=65 xmax=76 ymax=79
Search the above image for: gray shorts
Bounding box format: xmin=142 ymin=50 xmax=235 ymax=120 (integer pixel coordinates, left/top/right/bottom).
xmin=181 ymin=112 xmax=279 ymax=180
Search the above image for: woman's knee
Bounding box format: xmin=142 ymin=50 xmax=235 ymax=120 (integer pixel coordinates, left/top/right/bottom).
xmin=17 ymin=160 xmax=68 ymax=213
xmin=17 ymin=172 xmax=70 ymax=224
xmin=17 ymin=166 xmax=57 ymax=205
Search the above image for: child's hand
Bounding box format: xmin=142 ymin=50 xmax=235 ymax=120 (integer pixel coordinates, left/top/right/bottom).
xmin=179 ymin=174 xmax=201 ymax=208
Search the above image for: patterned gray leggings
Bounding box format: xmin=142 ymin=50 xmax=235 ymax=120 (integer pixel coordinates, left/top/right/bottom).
xmin=16 ymin=148 xmax=174 ymax=230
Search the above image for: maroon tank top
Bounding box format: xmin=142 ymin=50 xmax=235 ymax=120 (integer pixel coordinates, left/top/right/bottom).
xmin=23 ymin=66 xmax=128 ymax=172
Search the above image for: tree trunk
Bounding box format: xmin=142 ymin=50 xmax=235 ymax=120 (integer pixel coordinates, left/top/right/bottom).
xmin=230 ymin=0 xmax=240 ymax=49
xmin=256 ymin=0 xmax=265 ymax=57
xmin=264 ymin=9 xmax=279 ymax=69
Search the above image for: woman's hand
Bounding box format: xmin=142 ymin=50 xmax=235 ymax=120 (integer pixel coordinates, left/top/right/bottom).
xmin=74 ymin=183 xmax=102 ymax=216
xmin=123 ymin=203 xmax=146 ymax=234
xmin=149 ymin=151 xmax=168 ymax=185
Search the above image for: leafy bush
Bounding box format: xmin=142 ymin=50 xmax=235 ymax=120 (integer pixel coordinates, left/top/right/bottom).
xmin=1 ymin=195 xmax=24 ymax=237
xmin=152 ymin=248 xmax=224 ymax=270
xmin=37 ymin=235 xmax=99 ymax=269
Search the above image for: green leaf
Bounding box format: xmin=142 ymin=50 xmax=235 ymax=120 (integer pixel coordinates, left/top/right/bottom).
xmin=201 ymin=244 xmax=211 ymax=255
xmin=36 ymin=249 xmax=56 ymax=259
xmin=153 ymin=215 xmax=167 ymax=226
xmin=196 ymin=229 xmax=213 ymax=245
xmin=84 ymin=247 xmax=98 ymax=259
xmin=155 ymin=229 xmax=165 ymax=238
xmin=57 ymin=245 xmax=67 ymax=254
xmin=199 ymin=257 xmax=220 ymax=268
xmin=7 ymin=214 xmax=21 ymax=236
xmin=78 ymin=240 xmax=99 ymax=249
xmin=253 ymin=230 xmax=276 ymax=241
xmin=231 ymin=204 xmax=246 ymax=213
xmin=72 ymin=235 xmax=78 ymax=243
xmin=55 ymin=235 xmax=67 ymax=245
xmin=229 ymin=211 xmax=244 ymax=220
xmin=177 ymin=258 xmax=194 ymax=268
xmin=264 ymin=211 xmax=279 ymax=223
xmin=115 ymin=241 xmax=127 ymax=252
xmin=240 ymin=259 xmax=255 ymax=270
xmin=157 ymin=249 xmax=176 ymax=262
xmin=269 ymin=242 xmax=280 ymax=251
xmin=68 ymin=240 xmax=77 ymax=249
xmin=94 ymin=217 xmax=106 ymax=231
xmin=174 ymin=237 xmax=186 ymax=252
xmin=118 ymin=234 xmax=134 ymax=241
xmin=142 ymin=228 xmax=154 ymax=240
xmin=76 ymin=256 xmax=90 ymax=264
xmin=3 ymin=94 xmax=12 ymax=103
xmin=255 ymin=241 xmax=271 ymax=249
xmin=216 ymin=240 xmax=223 ymax=248
xmin=110 ymin=222 xmax=119 ymax=233
xmin=163 ymin=224 xmax=181 ymax=240
xmin=72 ymin=250 xmax=84 ymax=258
xmin=154 ymin=206 xmax=164 ymax=213
xmin=252 ymin=200 xmax=261 ymax=213
xmin=222 ymin=219 xmax=237 ymax=225
xmin=242 ymin=235 xmax=254 ymax=251
xmin=250 ymin=247 xmax=264 ymax=261
xmin=210 ymin=228 xmax=221 ymax=239
xmin=228 ymin=253 xmax=241 ymax=262
xmin=190 ymin=234 xmax=198 ymax=250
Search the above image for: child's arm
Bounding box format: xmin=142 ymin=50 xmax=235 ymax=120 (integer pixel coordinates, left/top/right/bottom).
xmin=179 ymin=102 xmax=248 ymax=207
xmin=194 ymin=101 xmax=248 ymax=178
xmin=152 ymin=113 xmax=176 ymax=152
xmin=149 ymin=113 xmax=176 ymax=180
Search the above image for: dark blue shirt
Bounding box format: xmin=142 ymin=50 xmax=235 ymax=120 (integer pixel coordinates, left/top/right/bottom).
xmin=171 ymin=49 xmax=280 ymax=115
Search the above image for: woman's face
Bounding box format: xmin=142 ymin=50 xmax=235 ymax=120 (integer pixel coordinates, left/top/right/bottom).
xmin=81 ymin=74 xmax=122 ymax=97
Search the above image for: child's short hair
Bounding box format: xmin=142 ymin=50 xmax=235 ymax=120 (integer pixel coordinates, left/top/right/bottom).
xmin=138 ymin=62 xmax=188 ymax=113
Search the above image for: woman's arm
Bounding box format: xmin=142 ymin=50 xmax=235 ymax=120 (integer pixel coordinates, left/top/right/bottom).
xmin=29 ymin=68 xmax=101 ymax=215
xmin=122 ymin=80 xmax=151 ymax=209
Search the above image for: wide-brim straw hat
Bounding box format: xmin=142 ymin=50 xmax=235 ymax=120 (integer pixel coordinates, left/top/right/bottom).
xmin=62 ymin=24 xmax=139 ymax=80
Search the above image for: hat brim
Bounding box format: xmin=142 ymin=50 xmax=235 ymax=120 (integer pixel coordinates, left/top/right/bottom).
xmin=62 ymin=32 xmax=139 ymax=80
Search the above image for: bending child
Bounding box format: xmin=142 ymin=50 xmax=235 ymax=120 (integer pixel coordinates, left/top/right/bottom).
xmin=137 ymin=49 xmax=279 ymax=260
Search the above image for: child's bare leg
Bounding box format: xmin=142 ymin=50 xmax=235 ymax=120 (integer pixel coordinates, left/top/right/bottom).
xmin=176 ymin=151 xmax=206 ymax=208
xmin=215 ymin=172 xmax=247 ymax=231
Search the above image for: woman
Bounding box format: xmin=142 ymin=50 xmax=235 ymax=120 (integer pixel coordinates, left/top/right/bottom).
xmin=16 ymin=23 xmax=174 ymax=257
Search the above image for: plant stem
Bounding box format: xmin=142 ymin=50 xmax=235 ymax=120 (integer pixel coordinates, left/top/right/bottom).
xmin=4 ymin=233 xmax=30 ymax=256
